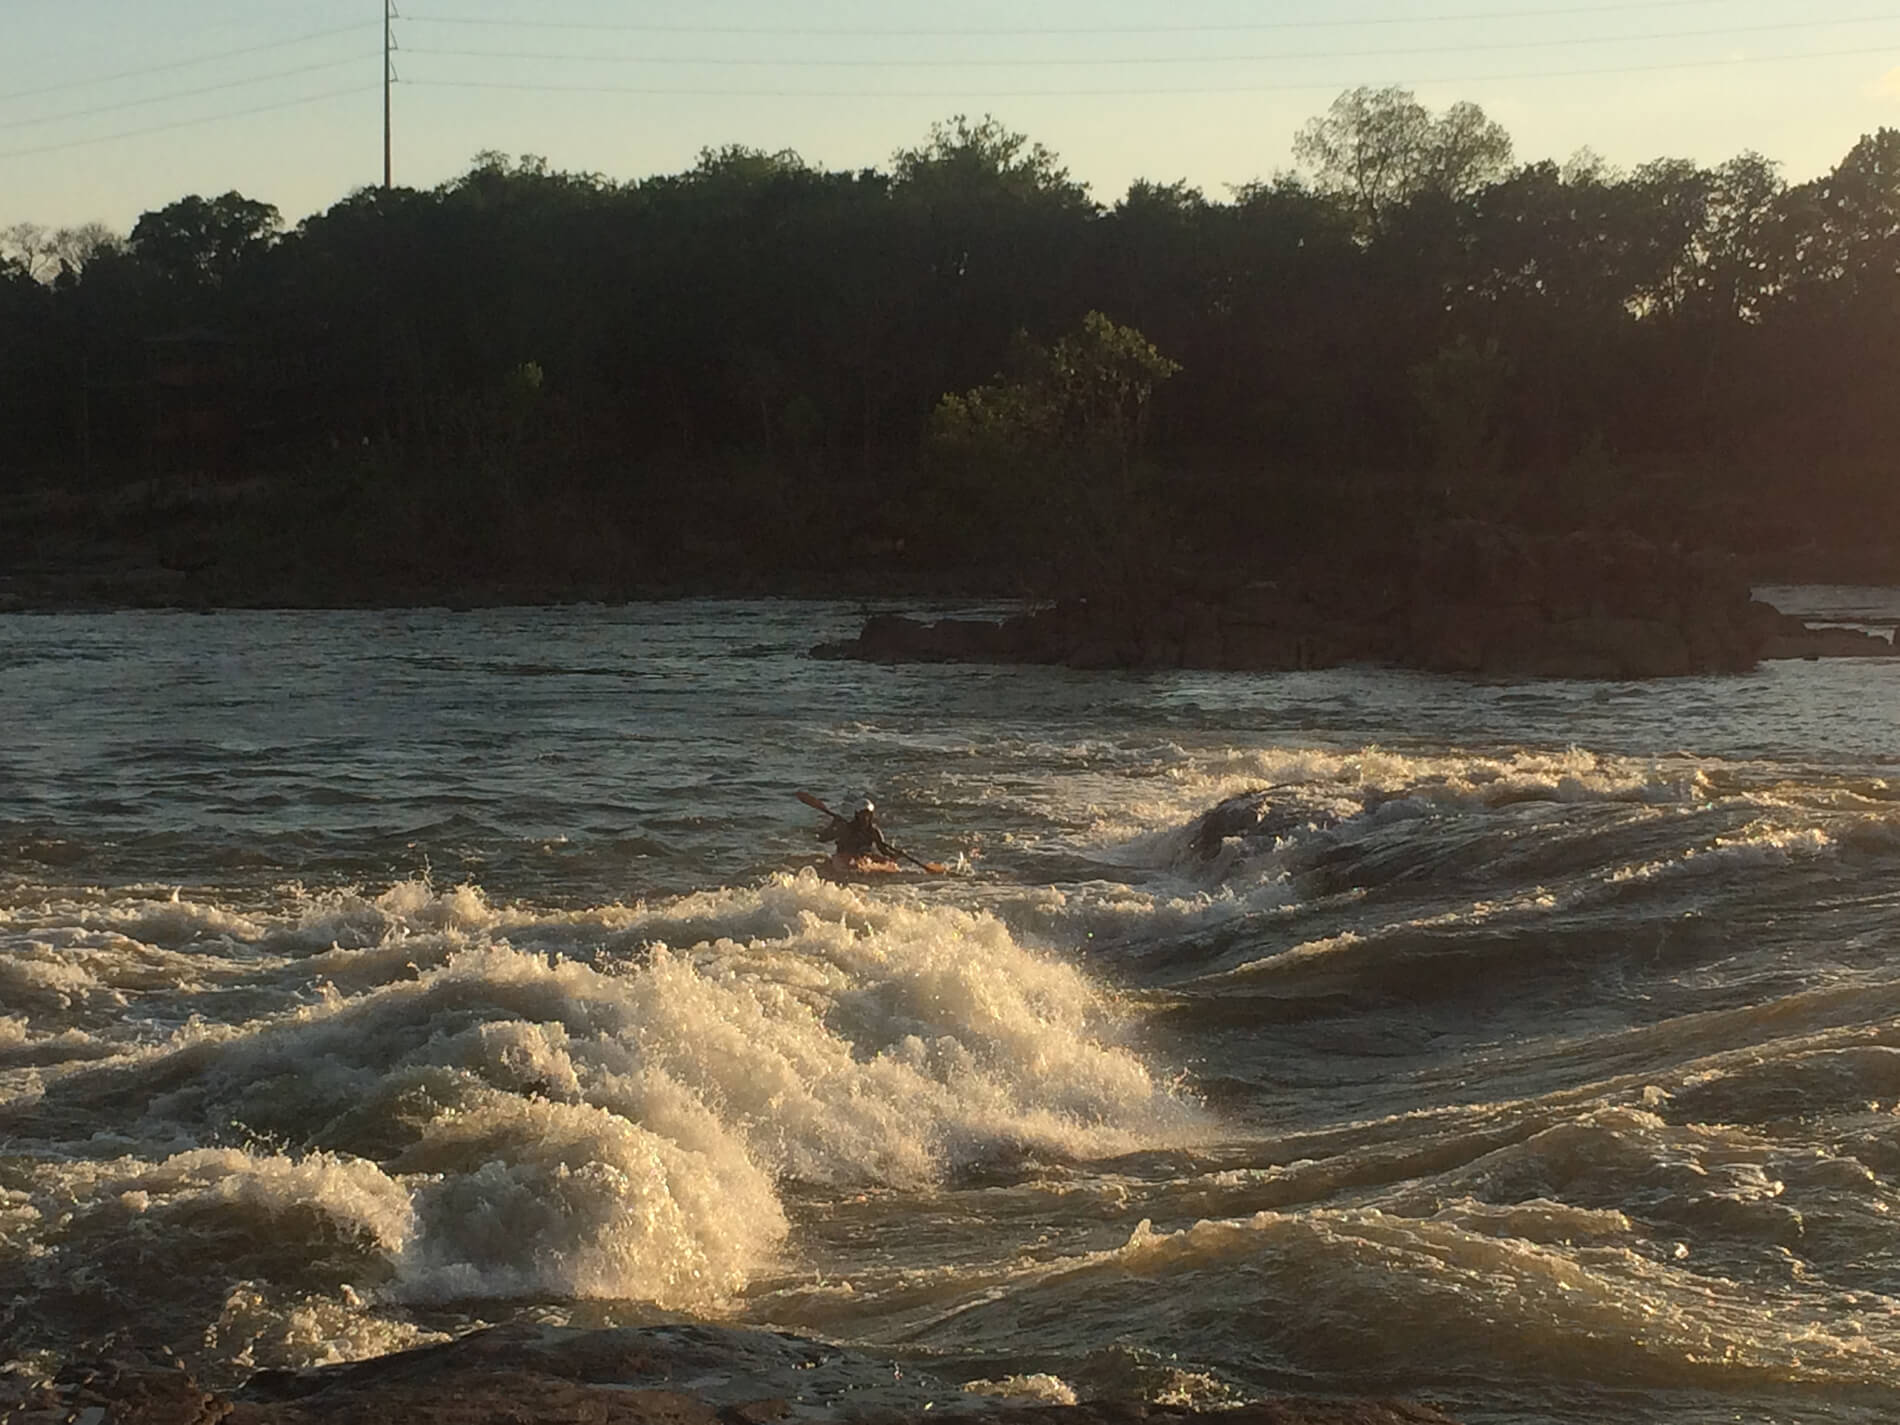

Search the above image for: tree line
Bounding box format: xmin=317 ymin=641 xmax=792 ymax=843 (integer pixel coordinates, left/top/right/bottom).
xmin=3 ymin=88 xmax=1898 ymax=599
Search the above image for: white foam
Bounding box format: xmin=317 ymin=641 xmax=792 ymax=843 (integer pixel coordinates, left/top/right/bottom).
xmin=962 ymin=1374 xmax=1078 ymax=1405
xmin=0 ymin=945 xmax=110 ymax=1012
xmin=112 ymin=1146 xmax=416 ymax=1249
xmin=208 ymin=1281 xmax=452 ymax=1374
xmin=0 ymin=892 xmax=273 ymax=1020
xmin=106 ymin=891 xmax=269 ymax=948
xmin=1195 ymin=932 xmax=1365 ymax=985
xmin=18 ymin=874 xmax=1204 ymax=1312
xmin=1077 ymin=744 xmax=1711 ymax=853
xmin=393 ymin=1089 xmax=782 ymax=1305
xmin=1608 ymin=825 xmax=1834 ymax=886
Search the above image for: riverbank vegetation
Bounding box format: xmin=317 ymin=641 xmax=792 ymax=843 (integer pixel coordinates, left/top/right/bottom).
xmin=3 ymin=88 xmax=1898 ymax=607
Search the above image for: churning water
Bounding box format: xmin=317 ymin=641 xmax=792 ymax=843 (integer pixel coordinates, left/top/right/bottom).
xmin=3 ymin=595 xmax=1900 ymax=1423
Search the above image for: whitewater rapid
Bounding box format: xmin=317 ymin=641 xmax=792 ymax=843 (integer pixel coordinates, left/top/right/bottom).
xmin=4 ymin=596 xmax=1900 ymax=1423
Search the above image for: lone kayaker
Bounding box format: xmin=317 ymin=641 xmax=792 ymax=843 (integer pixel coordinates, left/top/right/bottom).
xmin=794 ymin=790 xmax=948 ymax=874
xmin=817 ymin=799 xmax=898 ymax=863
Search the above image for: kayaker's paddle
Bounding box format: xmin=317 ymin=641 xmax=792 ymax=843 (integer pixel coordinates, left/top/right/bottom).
xmin=795 ymin=791 xmax=948 ymax=874
xmin=796 ymin=790 xmax=838 ymax=818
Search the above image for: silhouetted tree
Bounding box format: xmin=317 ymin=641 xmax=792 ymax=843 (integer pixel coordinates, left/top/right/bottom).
xmin=128 ymin=192 xmax=281 ymax=288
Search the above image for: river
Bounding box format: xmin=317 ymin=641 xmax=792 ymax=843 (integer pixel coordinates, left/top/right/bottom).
xmin=3 ymin=592 xmax=1899 ymax=1423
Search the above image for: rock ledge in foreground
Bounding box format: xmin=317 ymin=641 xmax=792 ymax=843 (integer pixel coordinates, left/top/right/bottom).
xmin=1 ymin=1324 xmax=1461 ymax=1425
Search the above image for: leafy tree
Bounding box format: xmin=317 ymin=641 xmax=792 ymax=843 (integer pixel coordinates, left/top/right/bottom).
xmin=1788 ymin=127 xmax=1900 ymax=296
xmin=0 ymin=223 xmax=117 ymax=284
xmin=931 ymin=312 xmax=1178 ymax=464
xmin=0 ymin=259 xmax=56 ymax=472
xmin=1 ymin=224 xmax=57 ymax=282
xmin=893 ymin=114 xmax=1093 ymax=211
xmin=927 ymin=312 xmax=1178 ymax=577
xmin=128 ymin=192 xmax=281 ymax=287
xmin=1294 ymin=86 xmax=1512 ymax=236
xmin=1696 ymin=152 xmax=1785 ymax=321
xmin=687 ymin=144 xmax=812 ymax=185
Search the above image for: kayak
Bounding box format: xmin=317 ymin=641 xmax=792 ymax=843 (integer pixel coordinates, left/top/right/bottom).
xmin=817 ymin=853 xmax=907 ymax=881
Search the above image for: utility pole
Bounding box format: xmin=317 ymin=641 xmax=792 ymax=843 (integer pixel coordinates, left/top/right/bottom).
xmin=383 ymin=0 xmax=395 ymax=189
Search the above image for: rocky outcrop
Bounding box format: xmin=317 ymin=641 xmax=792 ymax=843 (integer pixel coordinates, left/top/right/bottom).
xmin=1186 ymin=788 xmax=1342 ymax=861
xmin=1756 ymin=620 xmax=1893 ymax=661
xmin=816 ymin=522 xmax=1893 ymax=678
xmin=0 ymin=1325 xmax=1463 ymax=1425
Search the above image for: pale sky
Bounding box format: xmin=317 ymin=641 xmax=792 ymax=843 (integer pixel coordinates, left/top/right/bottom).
xmin=7 ymin=0 xmax=1900 ymax=232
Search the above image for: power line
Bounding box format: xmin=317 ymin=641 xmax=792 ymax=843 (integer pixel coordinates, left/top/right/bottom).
xmin=1 ymin=57 xmax=374 ymax=133
xmin=399 ymin=41 xmax=1900 ymax=99
xmin=401 ymin=0 xmax=1741 ymax=38
xmin=399 ymin=12 xmax=1900 ymax=70
xmin=8 ymin=0 xmax=366 ymax=67
xmin=0 ymin=22 xmax=381 ymax=106
xmin=0 ymin=85 xmax=381 ymax=161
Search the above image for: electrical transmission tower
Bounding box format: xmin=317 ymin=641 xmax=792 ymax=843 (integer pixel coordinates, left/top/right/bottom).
xmin=384 ymin=0 xmax=398 ymax=188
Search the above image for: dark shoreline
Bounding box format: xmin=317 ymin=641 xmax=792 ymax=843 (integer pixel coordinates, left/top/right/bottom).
xmin=4 ymin=475 xmax=1897 ymax=684
xmin=6 ymin=460 xmax=1900 ymax=623
xmin=3 ymin=552 xmax=1897 ymax=620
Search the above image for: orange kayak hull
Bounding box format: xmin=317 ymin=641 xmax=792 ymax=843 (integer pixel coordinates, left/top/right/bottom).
xmin=818 ymin=854 xmax=905 ymax=880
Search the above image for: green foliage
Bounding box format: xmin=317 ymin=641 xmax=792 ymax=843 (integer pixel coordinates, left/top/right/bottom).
xmin=893 ymin=114 xmax=1093 ymax=211
xmin=691 ymin=144 xmax=812 ymax=183
xmin=1115 ymin=179 xmax=1208 ymax=221
xmin=928 ymin=312 xmax=1179 ymax=468
xmin=927 ymin=371 xmax=1052 ymax=469
xmin=924 ymin=313 xmax=1179 ymax=579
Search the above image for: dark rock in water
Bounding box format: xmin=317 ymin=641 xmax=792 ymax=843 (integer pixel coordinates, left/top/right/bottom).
xmin=1 ymin=1357 xmax=226 ymax=1425
xmin=1190 ymin=790 xmax=1276 ymax=858
xmin=0 ymin=1326 xmax=1464 ymax=1425
xmin=813 ymin=521 xmax=1850 ymax=679
xmin=1759 ymin=624 xmax=1893 ymax=660
xmin=1186 ymin=789 xmax=1338 ymax=861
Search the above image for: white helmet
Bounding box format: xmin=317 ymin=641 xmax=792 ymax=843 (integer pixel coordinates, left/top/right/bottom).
xmin=858 ymin=799 xmax=876 ymax=814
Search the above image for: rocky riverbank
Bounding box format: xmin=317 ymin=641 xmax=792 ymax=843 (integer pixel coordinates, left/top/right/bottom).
xmin=0 ymin=1324 xmax=1461 ymax=1425
xmin=815 ymin=521 xmax=1893 ymax=678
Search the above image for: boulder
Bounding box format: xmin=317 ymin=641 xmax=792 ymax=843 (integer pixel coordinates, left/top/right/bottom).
xmin=848 ymin=614 xmax=927 ymax=661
